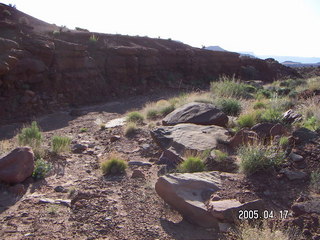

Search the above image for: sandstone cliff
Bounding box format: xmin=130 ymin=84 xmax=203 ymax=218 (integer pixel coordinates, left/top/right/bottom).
xmin=0 ymin=4 xmax=300 ymax=124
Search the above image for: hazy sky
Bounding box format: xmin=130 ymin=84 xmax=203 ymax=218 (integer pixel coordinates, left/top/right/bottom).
xmin=2 ymin=0 xmax=320 ymax=57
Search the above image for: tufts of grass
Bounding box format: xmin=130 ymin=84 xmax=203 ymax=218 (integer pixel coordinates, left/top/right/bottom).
xmin=178 ymin=156 xmax=206 ymax=173
xmin=80 ymin=127 xmax=88 ymax=133
xmin=18 ymin=121 xmax=42 ymax=148
xmin=210 ymin=76 xmax=255 ymax=99
xmin=216 ymin=98 xmax=242 ymax=116
xmin=32 ymin=159 xmax=52 ymax=179
xmin=260 ymin=108 xmax=283 ymax=123
xmin=212 ymin=149 xmax=228 ymax=162
xmin=231 ymin=221 xmax=302 ymax=240
xmin=143 ymin=100 xmax=175 ymax=120
xmin=237 ymin=111 xmax=261 ymax=128
xmin=253 ymin=101 xmax=267 ymax=110
xmin=310 ymin=169 xmax=320 ymax=193
xmin=89 ymin=34 xmax=99 ymax=43
xmin=100 ymin=123 xmax=106 ymax=130
xmin=297 ymin=97 xmax=320 ymax=131
xmin=0 ymin=140 xmax=12 ymax=156
xmin=101 ymin=155 xmax=127 ymax=175
xmin=279 ymin=136 xmax=290 ymax=148
xmin=124 ymin=122 xmax=138 ymax=136
xmin=237 ymin=142 xmax=285 ymax=175
xmin=52 ymin=136 xmax=71 ymax=154
xmin=126 ymin=111 xmax=144 ymax=124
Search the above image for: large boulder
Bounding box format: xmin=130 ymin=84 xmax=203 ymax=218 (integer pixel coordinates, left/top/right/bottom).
xmin=155 ymin=172 xmax=223 ymax=228
xmin=155 ymin=172 xmax=264 ymax=229
xmin=162 ymin=102 xmax=228 ymax=127
xmin=0 ymin=147 xmax=34 ymax=184
xmin=251 ymin=123 xmax=286 ymax=138
xmin=151 ymin=123 xmax=230 ymax=156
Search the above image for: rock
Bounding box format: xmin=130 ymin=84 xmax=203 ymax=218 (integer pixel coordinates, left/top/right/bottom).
xmin=292 ymin=200 xmax=320 ymax=215
xmin=280 ymin=169 xmax=307 ymax=181
xmin=72 ymin=144 xmax=87 ymax=153
xmin=141 ymin=143 xmax=150 ymax=150
xmin=131 ymin=169 xmax=145 ymax=179
xmin=8 ymin=183 xmax=26 ymax=195
xmin=110 ymin=135 xmax=121 ymax=142
xmin=162 ymin=102 xmax=228 ymax=127
xmin=227 ymin=129 xmax=258 ymax=149
xmin=292 ymin=128 xmax=319 ymax=144
xmin=151 ymin=124 xmax=230 ymax=156
xmin=282 ymin=109 xmax=302 ymax=124
xmin=158 ymin=149 xmax=183 ymax=168
xmin=251 ymin=123 xmax=286 ymax=138
xmin=218 ymin=222 xmax=233 ymax=233
xmin=289 ymin=152 xmax=304 ymax=162
xmin=0 ymin=147 xmax=34 ymax=184
xmin=208 ymin=199 xmax=265 ymax=222
xmin=69 ymin=109 xmax=84 ymax=117
xmin=54 ymin=186 xmax=66 ymax=193
xmin=155 ymin=172 xmax=223 ymax=228
xmin=39 ymin=198 xmax=71 ymax=207
xmin=128 ymin=161 xmax=152 ymax=167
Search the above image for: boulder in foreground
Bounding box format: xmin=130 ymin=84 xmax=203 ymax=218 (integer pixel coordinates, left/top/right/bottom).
xmin=0 ymin=147 xmax=34 ymax=184
xmin=162 ymin=102 xmax=228 ymax=127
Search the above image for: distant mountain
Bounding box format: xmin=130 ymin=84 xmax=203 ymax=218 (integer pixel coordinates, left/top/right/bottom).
xmin=281 ymin=61 xmax=320 ymax=68
xmin=205 ymin=46 xmax=226 ymax=51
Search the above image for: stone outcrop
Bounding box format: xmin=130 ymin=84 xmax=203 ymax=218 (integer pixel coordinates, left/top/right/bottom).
xmin=0 ymin=3 xmax=301 ymax=124
xmin=0 ymin=147 xmax=34 ymax=184
xmin=162 ymin=102 xmax=228 ymax=127
xmin=151 ymin=123 xmax=230 ymax=156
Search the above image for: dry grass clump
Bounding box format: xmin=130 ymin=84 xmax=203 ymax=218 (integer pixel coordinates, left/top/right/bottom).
xmin=100 ymin=153 xmax=127 ymax=175
xmin=229 ymin=221 xmax=301 ymax=240
xmin=124 ymin=122 xmax=138 ymax=136
xmin=51 ymin=136 xmax=71 ymax=154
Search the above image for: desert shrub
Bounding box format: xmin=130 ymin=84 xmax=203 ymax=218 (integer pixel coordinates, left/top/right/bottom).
xmin=302 ymin=116 xmax=320 ymax=131
xmin=32 ymin=159 xmax=52 ymax=179
xmin=260 ymin=108 xmax=282 ymax=123
xmin=18 ymin=121 xmax=42 ymax=148
xmin=216 ymin=98 xmax=242 ymax=116
xmin=146 ymin=109 xmax=158 ymax=120
xmin=237 ymin=143 xmax=285 ymax=175
xmin=237 ymin=111 xmax=261 ymax=128
xmin=100 ymin=123 xmax=106 ymax=130
xmin=212 ymin=149 xmax=228 ymax=162
xmin=124 ymin=122 xmax=138 ymax=136
xmin=80 ymin=127 xmax=88 ymax=133
xmin=178 ymin=156 xmax=205 ymax=173
xmin=253 ymin=101 xmax=267 ymax=109
xmin=310 ymin=169 xmax=320 ymax=193
xmin=159 ymin=104 xmax=175 ymax=116
xmin=231 ymin=221 xmax=301 ymax=240
xmin=52 ymin=136 xmax=71 ymax=154
xmin=279 ymin=136 xmax=289 ymax=148
xmin=210 ymin=76 xmax=255 ymax=99
xmin=126 ymin=111 xmax=144 ymax=124
xmin=256 ymin=89 xmax=272 ymax=99
xmin=101 ymin=157 xmax=127 ymax=175
xmin=89 ymin=34 xmax=99 ymax=43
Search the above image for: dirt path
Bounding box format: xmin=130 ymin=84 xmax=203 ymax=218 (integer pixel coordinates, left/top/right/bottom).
xmin=0 ymin=91 xmax=221 ymax=240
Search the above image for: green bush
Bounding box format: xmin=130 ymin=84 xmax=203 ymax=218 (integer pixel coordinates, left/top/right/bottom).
xmin=253 ymin=101 xmax=267 ymax=109
xmin=178 ymin=156 xmax=205 ymax=173
xmin=213 ymin=149 xmax=228 ymax=162
xmin=210 ymin=76 xmax=255 ymax=99
xmin=52 ymin=136 xmax=71 ymax=154
xmin=32 ymin=159 xmax=52 ymax=179
xmin=124 ymin=122 xmax=138 ymax=136
xmin=80 ymin=127 xmax=88 ymax=133
xmin=303 ymin=116 xmax=320 ymax=131
xmin=216 ymin=98 xmax=242 ymax=116
xmin=237 ymin=143 xmax=285 ymax=175
xmin=159 ymin=104 xmax=175 ymax=116
xmin=101 ymin=157 xmax=127 ymax=175
xmin=279 ymin=136 xmax=289 ymax=148
xmin=237 ymin=111 xmax=260 ymax=128
xmin=146 ymin=109 xmax=158 ymax=120
xmin=126 ymin=111 xmax=144 ymax=124
xmin=260 ymin=108 xmax=282 ymax=123
xmin=18 ymin=121 xmax=42 ymax=148
xmin=256 ymin=89 xmax=272 ymax=99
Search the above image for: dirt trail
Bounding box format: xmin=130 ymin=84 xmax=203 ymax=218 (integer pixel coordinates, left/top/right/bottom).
xmin=0 ymin=91 xmax=221 ymax=240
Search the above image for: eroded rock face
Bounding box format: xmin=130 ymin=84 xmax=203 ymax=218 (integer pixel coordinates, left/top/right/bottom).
xmin=0 ymin=147 xmax=34 ymax=184
xmin=162 ymin=102 xmax=228 ymax=127
xmin=151 ymin=123 xmax=230 ymax=156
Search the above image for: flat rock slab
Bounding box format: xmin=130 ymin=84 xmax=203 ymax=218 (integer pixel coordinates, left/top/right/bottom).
xmin=155 ymin=172 xmax=224 ymax=228
xmin=151 ymin=123 xmax=230 ymax=155
xmin=162 ymin=102 xmax=228 ymax=127
xmin=292 ymin=200 xmax=320 ymax=215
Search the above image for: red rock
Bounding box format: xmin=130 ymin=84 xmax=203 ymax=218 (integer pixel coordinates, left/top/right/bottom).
xmin=0 ymin=147 xmax=34 ymax=184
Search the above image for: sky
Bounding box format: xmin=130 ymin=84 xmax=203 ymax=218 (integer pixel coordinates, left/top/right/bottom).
xmin=2 ymin=0 xmax=320 ymax=58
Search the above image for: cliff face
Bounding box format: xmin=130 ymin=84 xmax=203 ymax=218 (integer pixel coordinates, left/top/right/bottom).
xmin=0 ymin=4 xmax=300 ymax=124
